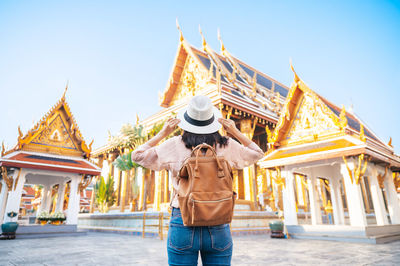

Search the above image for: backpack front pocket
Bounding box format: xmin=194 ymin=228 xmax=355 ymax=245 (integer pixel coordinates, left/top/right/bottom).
xmin=189 ymin=191 xmax=234 ymax=226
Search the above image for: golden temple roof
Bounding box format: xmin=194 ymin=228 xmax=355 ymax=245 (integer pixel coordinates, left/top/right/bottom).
xmin=2 ymin=86 xmax=93 ymax=158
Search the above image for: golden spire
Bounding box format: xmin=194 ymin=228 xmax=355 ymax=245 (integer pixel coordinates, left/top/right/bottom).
xmin=199 ymin=25 xmax=207 ymax=51
xmin=62 ymin=81 xmax=69 ymax=100
xmin=290 ymin=58 xmax=300 ymax=83
xmin=136 ymin=113 xmax=140 ymax=125
xmin=1 ymin=141 xmax=5 ymax=157
xmin=217 ymin=28 xmax=225 ymax=52
xmin=388 ymin=137 xmax=393 ymax=147
xmin=176 ymin=18 xmax=184 ymax=42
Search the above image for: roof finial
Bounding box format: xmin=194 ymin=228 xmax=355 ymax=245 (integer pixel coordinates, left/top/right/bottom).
xmin=1 ymin=141 xmax=5 ymax=157
xmin=388 ymin=137 xmax=393 ymax=147
xmin=217 ymin=28 xmax=225 ymax=52
xmin=176 ymin=18 xmax=184 ymax=42
xmin=62 ymin=80 xmax=69 ymax=100
xmin=290 ymin=58 xmax=300 ymax=83
xmin=199 ymin=25 xmax=207 ymax=51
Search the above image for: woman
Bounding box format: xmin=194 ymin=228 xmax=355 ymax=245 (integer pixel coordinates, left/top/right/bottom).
xmin=132 ymin=95 xmax=264 ymax=266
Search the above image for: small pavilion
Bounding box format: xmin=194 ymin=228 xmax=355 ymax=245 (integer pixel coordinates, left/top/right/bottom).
xmin=258 ymin=66 xmax=400 ymax=243
xmin=0 ymin=89 xmax=101 ymax=229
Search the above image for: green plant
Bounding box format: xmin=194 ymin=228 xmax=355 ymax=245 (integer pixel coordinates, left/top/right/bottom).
xmin=95 ymin=175 xmax=116 ymax=213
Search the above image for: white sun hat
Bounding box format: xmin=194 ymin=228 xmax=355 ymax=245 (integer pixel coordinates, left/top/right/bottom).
xmin=177 ymin=95 xmax=222 ymax=134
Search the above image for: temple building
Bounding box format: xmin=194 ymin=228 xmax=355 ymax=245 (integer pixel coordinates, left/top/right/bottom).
xmin=88 ymin=28 xmax=400 ymax=242
xmin=0 ymin=90 xmax=101 ymax=236
xmin=91 ymin=28 xmax=289 ymax=214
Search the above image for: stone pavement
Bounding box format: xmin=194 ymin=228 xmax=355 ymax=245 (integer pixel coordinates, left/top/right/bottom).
xmin=0 ymin=232 xmax=399 ymax=265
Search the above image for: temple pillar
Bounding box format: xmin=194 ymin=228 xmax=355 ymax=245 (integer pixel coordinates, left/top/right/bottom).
xmin=138 ymin=168 xmax=145 ymax=211
xmin=153 ymin=171 xmax=162 ymax=211
xmin=243 ymin=165 xmax=256 ymax=204
xmin=43 ymin=184 xmax=53 ymax=213
xmin=66 ymin=175 xmax=80 ymax=224
xmin=114 ymin=168 xmax=121 ymax=206
xmin=329 ymin=175 xmax=345 ymax=225
xmin=120 ymin=170 xmax=128 ymax=212
xmin=3 ymin=169 xmax=26 ymax=223
xmin=0 ymin=180 xmax=9 ymax=223
xmin=282 ymin=169 xmax=298 ymax=225
xmin=340 ymin=162 xmax=367 ymax=226
xmin=307 ymin=172 xmax=322 ymax=225
xmin=369 ymin=166 xmax=389 ymax=225
xmin=384 ymin=169 xmax=400 ymax=224
xmin=55 ymin=182 xmax=66 ymax=212
xmin=89 ymin=177 xmax=98 ymax=213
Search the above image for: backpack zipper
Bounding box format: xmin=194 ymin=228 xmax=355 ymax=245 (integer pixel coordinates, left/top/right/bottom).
xmin=190 ymin=197 xmax=231 ymax=203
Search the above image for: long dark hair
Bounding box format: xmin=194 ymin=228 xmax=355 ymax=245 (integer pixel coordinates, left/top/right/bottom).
xmin=182 ymin=131 xmax=228 ymax=150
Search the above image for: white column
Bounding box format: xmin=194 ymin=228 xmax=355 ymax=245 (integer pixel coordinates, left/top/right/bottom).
xmin=329 ymin=177 xmax=340 ymax=225
xmin=38 ymin=184 xmax=52 ymax=213
xmin=243 ymin=166 xmax=252 ymax=201
xmin=330 ymin=176 xmax=345 ymax=225
xmin=3 ymin=169 xmax=26 ymax=223
xmin=0 ymin=180 xmax=9 ymax=223
xmin=44 ymin=185 xmax=53 ymax=212
xmin=66 ymin=175 xmax=80 ymax=224
xmin=282 ymin=169 xmax=298 ymax=225
xmin=153 ymin=171 xmax=161 ymax=211
xmin=307 ymin=173 xmax=322 ymax=225
xmin=385 ymin=169 xmax=400 ymax=224
xmin=369 ymin=167 xmax=389 ymax=225
xmin=56 ymin=182 xmax=66 ymax=212
xmin=340 ymin=162 xmax=367 ymax=226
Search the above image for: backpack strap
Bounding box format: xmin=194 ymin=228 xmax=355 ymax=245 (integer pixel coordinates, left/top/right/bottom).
xmin=191 ymin=143 xmax=225 ymax=178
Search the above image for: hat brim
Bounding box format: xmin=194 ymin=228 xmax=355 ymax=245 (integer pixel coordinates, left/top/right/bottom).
xmin=177 ymin=106 xmax=222 ymax=134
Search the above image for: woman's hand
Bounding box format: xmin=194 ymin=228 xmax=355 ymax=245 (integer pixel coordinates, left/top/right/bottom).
xmin=218 ymin=118 xmax=238 ymax=136
xmin=161 ymin=117 xmax=181 ymax=137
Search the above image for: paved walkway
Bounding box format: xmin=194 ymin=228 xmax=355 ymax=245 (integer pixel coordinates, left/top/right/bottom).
xmin=0 ymin=233 xmax=399 ymax=265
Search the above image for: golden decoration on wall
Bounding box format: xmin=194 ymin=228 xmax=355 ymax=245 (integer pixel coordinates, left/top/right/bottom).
xmin=393 ymin=172 xmax=400 ymax=191
xmin=377 ymin=166 xmax=388 ymax=189
xmin=338 ymin=105 xmax=348 ymax=132
xmin=286 ymin=93 xmax=338 ymax=142
xmin=269 ymin=167 xmax=285 ymax=188
xmin=78 ymin=174 xmax=94 ymax=193
xmin=359 ymin=124 xmax=366 ymax=142
xmin=1 ymin=166 xmax=14 ymax=191
xmin=342 ymin=154 xmax=369 ymax=184
xmin=170 ymin=56 xmax=208 ymax=105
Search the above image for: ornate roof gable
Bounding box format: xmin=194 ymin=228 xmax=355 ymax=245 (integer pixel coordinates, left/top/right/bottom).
xmin=159 ymin=38 xmax=212 ymax=108
xmin=267 ymin=65 xmax=349 ymax=149
xmin=4 ymin=88 xmax=93 ymax=158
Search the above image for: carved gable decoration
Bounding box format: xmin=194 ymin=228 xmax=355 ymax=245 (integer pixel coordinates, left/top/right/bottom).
xmin=11 ymin=94 xmax=92 ymax=158
xmin=286 ymin=93 xmax=339 ymax=144
xmin=170 ymin=56 xmax=209 ymax=106
xmin=31 ymin=114 xmax=77 ymax=150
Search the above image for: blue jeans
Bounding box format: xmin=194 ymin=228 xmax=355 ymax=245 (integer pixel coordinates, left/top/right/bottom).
xmin=167 ymin=208 xmax=233 ymax=266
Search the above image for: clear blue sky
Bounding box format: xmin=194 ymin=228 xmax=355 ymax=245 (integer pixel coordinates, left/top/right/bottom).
xmin=0 ymin=0 xmax=399 ymax=152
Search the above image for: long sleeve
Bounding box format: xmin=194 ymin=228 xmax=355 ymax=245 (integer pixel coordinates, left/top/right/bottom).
xmin=131 ymin=136 xmax=180 ymax=171
xmin=223 ymin=138 xmax=264 ymax=169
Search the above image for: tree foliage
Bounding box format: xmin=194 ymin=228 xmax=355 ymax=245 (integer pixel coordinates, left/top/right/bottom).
xmin=95 ymin=175 xmax=116 ymax=213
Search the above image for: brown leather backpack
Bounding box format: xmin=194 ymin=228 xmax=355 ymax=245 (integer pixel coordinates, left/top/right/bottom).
xmin=177 ymin=143 xmax=236 ymax=226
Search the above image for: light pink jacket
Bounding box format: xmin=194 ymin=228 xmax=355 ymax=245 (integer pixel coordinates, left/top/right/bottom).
xmin=131 ymin=135 xmax=264 ymax=208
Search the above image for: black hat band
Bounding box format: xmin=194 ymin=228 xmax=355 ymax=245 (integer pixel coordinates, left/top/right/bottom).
xmin=184 ymin=111 xmax=215 ymax=126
